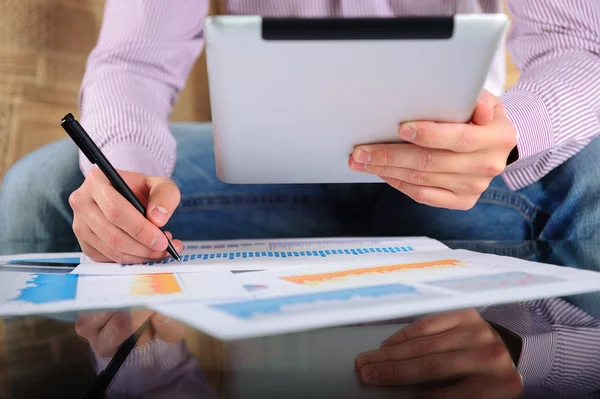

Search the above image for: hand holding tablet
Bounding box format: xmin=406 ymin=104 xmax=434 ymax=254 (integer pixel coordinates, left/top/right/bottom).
xmin=205 ymin=14 xmax=510 ymax=190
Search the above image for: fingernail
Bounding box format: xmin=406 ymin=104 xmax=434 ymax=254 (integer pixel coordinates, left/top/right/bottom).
xmin=361 ymin=366 xmax=377 ymax=383
xmin=151 ymin=206 xmax=169 ymax=223
xmin=353 ymin=149 xmax=371 ymax=163
xmin=399 ymin=124 xmax=417 ymax=141
xmin=150 ymin=235 xmax=167 ymax=251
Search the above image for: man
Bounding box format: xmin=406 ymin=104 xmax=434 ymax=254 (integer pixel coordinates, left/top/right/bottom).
xmin=1 ymin=0 xmax=599 ymax=396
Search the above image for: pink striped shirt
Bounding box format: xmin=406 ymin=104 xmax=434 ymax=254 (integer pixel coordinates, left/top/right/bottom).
xmin=79 ymin=1 xmax=600 ymax=394
xmin=79 ymin=0 xmax=600 ymax=192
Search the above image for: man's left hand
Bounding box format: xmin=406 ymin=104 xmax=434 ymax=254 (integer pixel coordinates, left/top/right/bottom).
xmin=354 ymin=309 xmax=523 ymax=399
xmin=349 ymin=90 xmax=517 ymax=210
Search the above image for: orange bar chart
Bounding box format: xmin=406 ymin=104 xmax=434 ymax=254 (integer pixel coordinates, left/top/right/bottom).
xmin=281 ymin=259 xmax=464 ymax=286
xmin=130 ymin=274 xmax=182 ymax=296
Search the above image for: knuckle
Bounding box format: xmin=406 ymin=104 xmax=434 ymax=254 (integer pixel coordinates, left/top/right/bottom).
xmin=82 ymin=245 xmax=101 ymax=261
xmin=412 ymin=187 xmax=429 ymax=205
xmin=104 ymin=201 xmax=121 ymax=224
xmin=467 ymin=179 xmax=490 ymax=194
xmin=506 ymin=372 xmax=524 ymax=393
xmin=418 ymin=151 xmax=435 ymax=171
xmin=106 ymin=232 xmax=123 ymax=251
xmin=484 ymin=161 xmax=505 ymax=177
xmin=473 ymin=324 xmax=496 ymax=343
xmin=422 ymin=356 xmax=443 ymax=379
xmin=68 ymin=191 xmax=84 ymax=211
xmin=131 ymin=223 xmax=147 ymax=242
xmin=72 ymin=220 xmax=84 ymax=237
xmin=415 ymin=317 xmax=436 ymax=336
xmin=457 ymin=127 xmax=476 ymax=151
xmin=456 ymin=197 xmax=479 ymax=211
xmin=74 ymin=318 xmax=88 ymax=337
xmin=411 ymin=339 xmax=431 ymax=358
xmin=488 ymin=342 xmax=512 ymax=364
xmin=383 ymin=150 xmax=395 ymax=167
xmin=408 ymin=169 xmax=428 ymax=185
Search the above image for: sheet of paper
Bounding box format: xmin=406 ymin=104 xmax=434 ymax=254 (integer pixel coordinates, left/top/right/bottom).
xmin=0 ymin=269 xmax=249 ymax=317
xmin=73 ymin=237 xmax=448 ymax=275
xmin=0 ymin=252 xmax=82 ymax=273
xmin=152 ymin=249 xmax=600 ymax=340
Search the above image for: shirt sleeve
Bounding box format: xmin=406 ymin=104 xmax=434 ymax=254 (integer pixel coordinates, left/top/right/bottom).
xmin=500 ymin=0 xmax=600 ymax=190
xmin=481 ymin=298 xmax=600 ymax=396
xmin=78 ymin=0 xmax=209 ymax=177
xmin=93 ymin=340 xmax=219 ymax=399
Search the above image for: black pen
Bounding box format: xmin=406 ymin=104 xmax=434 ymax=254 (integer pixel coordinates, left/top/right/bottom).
xmin=84 ymin=318 xmax=151 ymax=399
xmin=60 ymin=113 xmax=182 ymax=263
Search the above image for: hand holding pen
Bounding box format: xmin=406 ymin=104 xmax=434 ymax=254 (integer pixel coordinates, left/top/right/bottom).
xmin=61 ymin=113 xmax=183 ymax=264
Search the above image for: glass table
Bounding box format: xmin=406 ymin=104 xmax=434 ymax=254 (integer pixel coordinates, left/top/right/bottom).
xmin=1 ymin=239 xmax=599 ymax=398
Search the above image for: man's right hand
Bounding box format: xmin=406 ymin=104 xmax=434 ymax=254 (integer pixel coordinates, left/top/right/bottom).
xmin=69 ymin=168 xmax=184 ymax=264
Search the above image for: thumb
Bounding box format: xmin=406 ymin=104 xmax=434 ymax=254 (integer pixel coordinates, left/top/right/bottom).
xmin=145 ymin=177 xmax=181 ymax=227
xmin=471 ymin=90 xmax=496 ymax=126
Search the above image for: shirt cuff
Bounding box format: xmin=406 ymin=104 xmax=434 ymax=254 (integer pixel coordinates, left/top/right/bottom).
xmin=500 ymin=89 xmax=554 ymax=190
xmin=79 ymin=142 xmax=171 ymax=178
xmin=481 ymin=303 xmax=557 ymax=387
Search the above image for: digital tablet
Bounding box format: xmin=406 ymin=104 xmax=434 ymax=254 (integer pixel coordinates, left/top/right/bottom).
xmin=205 ymin=15 xmax=509 ymax=184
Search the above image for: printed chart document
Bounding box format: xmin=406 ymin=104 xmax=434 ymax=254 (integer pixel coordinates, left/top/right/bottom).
xmin=73 ymin=237 xmax=449 ymax=275
xmin=152 ymin=250 xmax=600 ymax=340
xmin=0 ymin=269 xmax=248 ymax=316
xmin=0 ymin=252 xmax=82 ymax=272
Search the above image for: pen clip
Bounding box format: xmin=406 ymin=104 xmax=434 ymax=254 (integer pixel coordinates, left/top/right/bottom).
xmin=61 ymin=113 xmax=98 ymax=164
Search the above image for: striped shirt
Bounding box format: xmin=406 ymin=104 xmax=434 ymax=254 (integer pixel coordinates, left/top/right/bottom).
xmin=80 ymin=1 xmax=600 ymax=395
xmin=79 ymin=0 xmax=600 ymax=192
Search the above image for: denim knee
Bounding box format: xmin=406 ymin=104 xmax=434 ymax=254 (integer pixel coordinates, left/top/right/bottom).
xmin=0 ymin=139 xmax=83 ymax=252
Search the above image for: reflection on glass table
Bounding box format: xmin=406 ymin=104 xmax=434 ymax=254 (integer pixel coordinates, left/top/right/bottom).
xmin=0 ymin=240 xmax=599 ymax=398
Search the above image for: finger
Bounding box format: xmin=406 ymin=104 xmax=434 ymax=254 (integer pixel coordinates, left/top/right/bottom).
xmin=74 ymin=311 xmax=119 ymax=340
xmin=80 ymin=223 xmax=169 ymax=264
xmin=350 ymin=145 xmax=503 ymax=177
xmin=395 ymin=119 xmax=509 ymax=153
xmin=88 ymin=173 xmax=171 ymax=253
xmin=471 ymin=100 xmax=494 ymax=126
xmin=359 ymin=342 xmax=513 ymax=386
xmin=82 ymin=201 xmax=173 ymax=261
xmin=356 ymin=324 xmax=501 ymax=369
xmin=381 ymin=309 xmax=482 ymax=348
xmin=420 ymin=374 xmax=523 ymax=399
xmin=380 ymin=177 xmax=479 ymax=211
xmin=151 ymin=313 xmax=186 ymax=343
xmin=348 ymin=162 xmax=490 ymax=196
xmin=145 ymin=177 xmax=181 ymax=228
xmin=95 ymin=310 xmax=155 ymax=358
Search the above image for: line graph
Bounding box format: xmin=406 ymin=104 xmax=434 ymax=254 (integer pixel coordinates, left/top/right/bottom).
xmin=280 ymin=259 xmax=465 ymax=287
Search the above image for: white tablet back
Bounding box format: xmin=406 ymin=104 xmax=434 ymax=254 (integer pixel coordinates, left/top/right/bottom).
xmin=205 ymin=15 xmax=509 ymax=184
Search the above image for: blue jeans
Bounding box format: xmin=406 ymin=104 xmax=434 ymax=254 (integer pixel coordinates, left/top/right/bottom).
xmin=2 ymin=123 xmax=599 ymax=250
xmin=1 ymin=123 xmax=600 ymax=315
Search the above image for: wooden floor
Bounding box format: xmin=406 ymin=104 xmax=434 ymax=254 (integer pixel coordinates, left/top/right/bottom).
xmin=0 ymin=1 xmax=520 ymax=397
